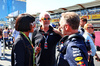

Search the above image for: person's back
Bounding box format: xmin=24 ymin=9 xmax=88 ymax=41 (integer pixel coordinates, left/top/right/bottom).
xmin=3 ymin=27 xmax=9 ymax=49
xmin=3 ymin=28 xmax=8 ymax=38
xmin=58 ymin=33 xmax=88 ymax=66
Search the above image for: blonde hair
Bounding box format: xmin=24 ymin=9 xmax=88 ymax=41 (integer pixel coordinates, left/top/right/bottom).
xmin=84 ymin=23 xmax=92 ymax=30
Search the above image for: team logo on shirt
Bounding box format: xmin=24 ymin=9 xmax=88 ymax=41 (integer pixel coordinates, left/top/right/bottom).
xmin=50 ymin=33 xmax=53 ymax=35
xmin=77 ymin=61 xmax=84 ymax=65
xmin=75 ymin=56 xmax=83 ymax=61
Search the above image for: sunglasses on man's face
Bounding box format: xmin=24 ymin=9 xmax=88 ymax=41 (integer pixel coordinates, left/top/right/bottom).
xmin=41 ymin=18 xmax=50 ymax=20
xmin=88 ymin=27 xmax=94 ymax=29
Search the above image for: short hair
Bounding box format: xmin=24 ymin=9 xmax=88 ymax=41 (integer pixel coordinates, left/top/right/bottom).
xmin=5 ymin=27 xmax=8 ymax=29
xmin=15 ymin=14 xmax=35 ymax=32
xmin=39 ymin=12 xmax=50 ymax=20
xmin=80 ymin=17 xmax=87 ymax=23
xmin=84 ymin=23 xmax=92 ymax=30
xmin=61 ymin=12 xmax=80 ymax=29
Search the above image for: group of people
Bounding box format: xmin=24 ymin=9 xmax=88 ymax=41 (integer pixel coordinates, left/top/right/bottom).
xmin=0 ymin=25 xmax=19 ymax=59
xmin=1 ymin=26 xmax=18 ymax=50
xmin=11 ymin=12 xmax=99 ymax=66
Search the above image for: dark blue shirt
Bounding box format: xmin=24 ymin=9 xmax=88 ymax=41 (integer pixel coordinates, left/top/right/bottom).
xmin=58 ymin=33 xmax=88 ymax=66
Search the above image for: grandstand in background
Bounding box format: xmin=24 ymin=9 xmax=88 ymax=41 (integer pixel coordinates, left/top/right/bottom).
xmin=33 ymin=0 xmax=100 ymax=31
xmin=0 ymin=0 xmax=26 ymax=29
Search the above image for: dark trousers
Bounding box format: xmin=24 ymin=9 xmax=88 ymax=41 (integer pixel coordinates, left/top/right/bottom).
xmin=88 ymin=55 xmax=95 ymax=66
xmin=4 ymin=38 xmax=8 ymax=49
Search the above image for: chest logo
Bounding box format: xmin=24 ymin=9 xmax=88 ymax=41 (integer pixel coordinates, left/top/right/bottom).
xmin=75 ymin=57 xmax=83 ymax=61
xmin=50 ymin=33 xmax=53 ymax=35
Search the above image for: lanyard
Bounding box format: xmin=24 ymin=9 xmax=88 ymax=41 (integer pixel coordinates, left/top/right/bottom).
xmin=42 ymin=32 xmax=49 ymax=49
xmin=20 ymin=32 xmax=36 ymax=66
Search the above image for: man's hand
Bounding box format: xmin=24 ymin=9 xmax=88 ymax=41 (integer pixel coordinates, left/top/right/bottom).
xmin=35 ymin=43 xmax=41 ymax=56
xmin=53 ymin=28 xmax=63 ymax=37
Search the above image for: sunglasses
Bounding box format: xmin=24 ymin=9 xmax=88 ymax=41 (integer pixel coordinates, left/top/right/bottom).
xmin=41 ymin=18 xmax=50 ymax=20
xmin=88 ymin=27 xmax=94 ymax=29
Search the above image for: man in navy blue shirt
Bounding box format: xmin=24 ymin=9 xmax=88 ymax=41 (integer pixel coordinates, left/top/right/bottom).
xmin=58 ymin=12 xmax=88 ymax=66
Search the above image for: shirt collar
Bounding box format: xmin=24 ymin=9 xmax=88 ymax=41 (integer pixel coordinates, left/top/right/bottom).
xmin=38 ymin=25 xmax=53 ymax=33
xmin=86 ymin=31 xmax=92 ymax=36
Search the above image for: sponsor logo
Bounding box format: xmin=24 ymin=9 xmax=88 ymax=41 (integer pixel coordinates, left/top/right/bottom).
xmin=75 ymin=57 xmax=83 ymax=61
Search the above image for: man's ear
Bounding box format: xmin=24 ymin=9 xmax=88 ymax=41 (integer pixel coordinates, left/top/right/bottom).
xmin=86 ymin=27 xmax=88 ymax=30
xmin=84 ymin=21 xmax=87 ymax=24
xmin=65 ymin=24 xmax=69 ymax=30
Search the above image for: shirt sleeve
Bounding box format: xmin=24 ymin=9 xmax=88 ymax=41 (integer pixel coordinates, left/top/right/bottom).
xmin=83 ymin=35 xmax=96 ymax=56
xmin=88 ymin=36 xmax=96 ymax=56
xmin=64 ymin=44 xmax=88 ymax=66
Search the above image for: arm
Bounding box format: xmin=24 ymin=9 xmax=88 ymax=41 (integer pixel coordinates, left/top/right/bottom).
xmin=53 ymin=28 xmax=63 ymax=37
xmin=88 ymin=37 xmax=96 ymax=56
xmin=3 ymin=30 xmax=4 ymax=38
xmin=31 ymin=29 xmax=41 ymax=56
xmin=65 ymin=44 xmax=88 ymax=66
xmin=14 ymin=40 xmax=25 ymax=66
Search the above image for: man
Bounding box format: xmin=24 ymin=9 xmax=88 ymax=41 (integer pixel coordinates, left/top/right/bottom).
xmin=79 ymin=17 xmax=87 ymax=35
xmin=3 ymin=27 xmax=9 ymax=49
xmin=32 ymin=12 xmax=62 ymax=66
xmin=58 ymin=12 xmax=88 ymax=66
xmin=83 ymin=23 xmax=96 ymax=66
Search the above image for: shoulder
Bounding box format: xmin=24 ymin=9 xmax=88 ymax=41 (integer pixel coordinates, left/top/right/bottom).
xmin=33 ymin=28 xmax=39 ymax=34
xmin=83 ymin=33 xmax=89 ymax=38
xmin=66 ymin=34 xmax=85 ymax=47
xmin=3 ymin=30 xmax=5 ymax=33
xmin=32 ymin=28 xmax=39 ymax=37
xmin=14 ymin=35 xmax=24 ymax=47
xmin=53 ymin=28 xmax=62 ymax=37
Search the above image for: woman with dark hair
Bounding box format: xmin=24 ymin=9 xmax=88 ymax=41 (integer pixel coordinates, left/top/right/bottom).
xmin=11 ymin=14 xmax=36 ymax=66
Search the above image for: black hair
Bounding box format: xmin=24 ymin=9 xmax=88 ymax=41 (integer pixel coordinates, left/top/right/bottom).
xmin=81 ymin=17 xmax=87 ymax=23
xmin=15 ymin=14 xmax=35 ymax=32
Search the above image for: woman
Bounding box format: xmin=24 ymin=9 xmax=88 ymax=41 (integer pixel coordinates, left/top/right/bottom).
xmin=11 ymin=14 xmax=36 ymax=66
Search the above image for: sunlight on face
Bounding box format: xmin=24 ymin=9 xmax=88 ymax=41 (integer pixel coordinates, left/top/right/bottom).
xmin=59 ymin=17 xmax=66 ymax=35
xmin=41 ymin=14 xmax=50 ymax=27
